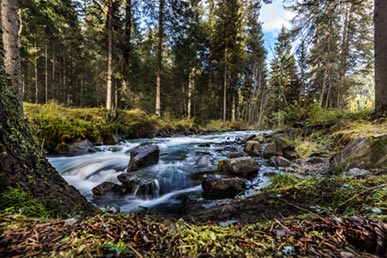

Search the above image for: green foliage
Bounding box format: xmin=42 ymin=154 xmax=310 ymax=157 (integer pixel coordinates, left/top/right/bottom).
xmin=0 ymin=187 xmax=47 ymax=217
xmin=281 ymin=103 xmax=369 ymax=126
xmin=24 ymin=103 xmax=211 ymax=152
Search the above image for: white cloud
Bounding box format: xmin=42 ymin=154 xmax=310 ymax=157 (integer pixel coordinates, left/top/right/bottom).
xmin=259 ymin=0 xmax=295 ymax=33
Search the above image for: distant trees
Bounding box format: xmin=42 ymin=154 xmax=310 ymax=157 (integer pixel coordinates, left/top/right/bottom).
xmin=12 ymin=0 xmax=380 ymax=125
xmin=288 ymin=0 xmax=374 ymax=109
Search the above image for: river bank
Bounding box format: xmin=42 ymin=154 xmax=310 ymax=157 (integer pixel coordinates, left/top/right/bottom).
xmin=2 ymin=106 xmax=387 ymax=256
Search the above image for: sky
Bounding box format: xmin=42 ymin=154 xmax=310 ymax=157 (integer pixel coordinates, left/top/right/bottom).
xmin=258 ymin=0 xmax=295 ymax=60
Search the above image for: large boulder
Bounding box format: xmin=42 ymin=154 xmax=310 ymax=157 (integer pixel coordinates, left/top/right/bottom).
xmin=92 ymin=182 xmax=126 ymax=197
xmin=117 ymin=173 xmax=160 ymax=198
xmin=330 ymin=134 xmax=387 ymax=173
xmin=128 ymin=143 xmax=160 ymax=172
xmin=219 ymin=157 xmax=259 ymax=176
xmin=202 ymin=177 xmax=246 ymax=199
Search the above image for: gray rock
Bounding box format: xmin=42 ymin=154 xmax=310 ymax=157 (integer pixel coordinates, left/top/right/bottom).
xmin=92 ymin=182 xmax=125 ymax=196
xmin=242 ymin=134 xmax=256 ymax=144
xmin=117 ymin=173 xmax=160 ymax=198
xmin=270 ymin=156 xmax=291 ymax=167
xmin=195 ymin=155 xmax=212 ymax=167
xmin=220 ymin=157 xmax=259 ymax=176
xmin=344 ymin=168 xmax=370 ymax=176
xmin=330 ymin=134 xmax=387 ymax=173
xmin=283 ymin=149 xmax=298 ymax=160
xmin=273 ymin=136 xmax=294 ymax=151
xmin=261 ymin=143 xmax=283 ymax=158
xmin=68 ymin=139 xmax=97 ymax=155
xmin=128 ymin=143 xmax=160 ymax=172
xmin=202 ymin=177 xmax=246 ymax=199
xmin=244 ymin=140 xmax=261 ymax=156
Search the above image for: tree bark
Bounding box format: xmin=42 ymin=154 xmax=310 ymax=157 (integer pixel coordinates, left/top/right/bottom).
xmin=375 ymin=0 xmax=387 ymax=115
xmin=124 ymin=0 xmax=132 ymax=66
xmin=106 ymin=0 xmax=113 ymax=110
xmin=1 ymin=0 xmax=23 ymax=115
xmin=155 ymin=0 xmax=164 ymax=117
xmin=45 ymin=42 xmax=48 ymax=104
xmin=223 ymin=47 xmax=228 ymax=122
xmin=187 ymin=67 xmax=195 ymax=119
xmin=34 ymin=41 xmax=39 ymax=104
xmin=0 ymin=36 xmax=96 ymax=217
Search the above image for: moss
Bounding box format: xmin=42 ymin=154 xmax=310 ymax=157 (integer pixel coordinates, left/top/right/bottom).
xmin=0 ymin=187 xmax=48 ymax=217
xmin=24 ymin=103 xmax=208 ymax=152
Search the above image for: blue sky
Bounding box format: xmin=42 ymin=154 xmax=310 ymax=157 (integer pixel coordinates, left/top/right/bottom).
xmin=259 ymin=0 xmax=295 ymax=60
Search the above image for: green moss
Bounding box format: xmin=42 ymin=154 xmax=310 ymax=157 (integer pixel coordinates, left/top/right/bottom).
xmin=264 ymin=173 xmax=387 ymax=217
xmin=0 ymin=187 xmax=48 ymax=217
xmin=23 ymin=103 xmax=208 ymax=152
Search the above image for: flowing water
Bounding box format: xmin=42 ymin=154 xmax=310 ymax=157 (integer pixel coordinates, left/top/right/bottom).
xmin=48 ymin=131 xmax=277 ymax=216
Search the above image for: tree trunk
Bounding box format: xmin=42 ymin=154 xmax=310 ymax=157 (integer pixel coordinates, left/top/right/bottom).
xmin=223 ymin=47 xmax=228 ymax=122
xmin=1 ymin=0 xmax=23 ymax=115
xmin=45 ymin=42 xmax=48 ymax=104
xmin=0 ymin=36 xmax=96 ymax=217
xmin=106 ymin=0 xmax=113 ymax=110
xmin=187 ymin=67 xmax=195 ymax=119
xmin=124 ymin=0 xmax=132 ymax=66
xmin=155 ymin=0 xmax=164 ymax=117
xmin=52 ymin=54 xmax=55 ymax=101
xmin=34 ymin=42 xmax=39 ymax=104
xmin=375 ymin=0 xmax=387 ymax=115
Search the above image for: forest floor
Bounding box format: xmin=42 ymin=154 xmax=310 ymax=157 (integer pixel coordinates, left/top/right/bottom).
xmin=2 ymin=107 xmax=387 ymax=257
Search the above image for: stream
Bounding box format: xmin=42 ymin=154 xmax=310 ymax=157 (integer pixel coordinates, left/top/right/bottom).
xmin=48 ymin=131 xmax=278 ymax=216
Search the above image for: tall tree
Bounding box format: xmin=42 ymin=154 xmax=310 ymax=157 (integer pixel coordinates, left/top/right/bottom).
xmin=1 ymin=0 xmax=23 ymax=115
xmin=0 ymin=16 xmax=95 ymax=216
xmin=269 ymin=27 xmax=300 ymax=113
xmin=106 ymin=0 xmax=113 ymax=110
xmin=375 ymin=0 xmax=387 ymax=115
xmin=155 ymin=0 xmax=164 ymax=117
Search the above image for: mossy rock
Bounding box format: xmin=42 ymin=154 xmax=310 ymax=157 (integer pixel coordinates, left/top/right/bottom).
xmin=330 ymin=134 xmax=387 ymax=173
xmin=54 ymin=142 xmax=70 ymax=154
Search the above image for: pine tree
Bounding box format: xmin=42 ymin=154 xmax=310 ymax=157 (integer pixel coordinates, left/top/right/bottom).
xmin=269 ymin=27 xmax=300 ymax=113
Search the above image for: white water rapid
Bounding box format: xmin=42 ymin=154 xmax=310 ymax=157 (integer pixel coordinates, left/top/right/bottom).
xmin=48 ymin=131 xmax=275 ymax=216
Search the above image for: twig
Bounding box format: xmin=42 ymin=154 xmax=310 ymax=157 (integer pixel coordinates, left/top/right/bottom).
xmin=335 ymin=183 xmax=387 ymax=211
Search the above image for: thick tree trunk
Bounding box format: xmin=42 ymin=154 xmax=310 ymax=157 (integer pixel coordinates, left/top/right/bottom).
xmin=155 ymin=0 xmax=164 ymax=117
xmin=106 ymin=0 xmax=113 ymax=110
xmin=1 ymin=0 xmax=23 ymax=115
xmin=0 ymin=45 xmax=96 ymax=217
xmin=375 ymin=0 xmax=387 ymax=115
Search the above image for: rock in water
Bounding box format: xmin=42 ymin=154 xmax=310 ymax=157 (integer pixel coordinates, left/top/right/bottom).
xmin=219 ymin=157 xmax=259 ymax=176
xmin=117 ymin=173 xmax=160 ymax=198
xmin=92 ymin=182 xmax=125 ymax=196
xmin=330 ymin=134 xmax=387 ymax=173
xmin=128 ymin=143 xmax=160 ymax=172
xmin=202 ymin=177 xmax=246 ymax=199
